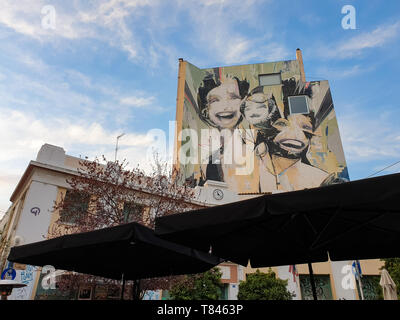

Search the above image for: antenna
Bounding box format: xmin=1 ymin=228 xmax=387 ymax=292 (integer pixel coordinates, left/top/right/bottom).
xmin=115 ymin=133 xmax=125 ymax=162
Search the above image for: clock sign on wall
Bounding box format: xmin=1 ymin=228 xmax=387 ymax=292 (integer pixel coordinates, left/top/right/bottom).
xmin=213 ymin=189 xmax=224 ymax=201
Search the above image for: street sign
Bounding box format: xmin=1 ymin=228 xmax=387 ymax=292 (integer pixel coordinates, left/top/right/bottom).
xmin=1 ymin=268 xmax=16 ymax=280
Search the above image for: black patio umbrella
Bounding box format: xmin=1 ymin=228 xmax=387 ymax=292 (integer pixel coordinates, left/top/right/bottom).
xmin=7 ymin=222 xmax=222 ymax=298
xmin=155 ymin=173 xmax=400 ymax=299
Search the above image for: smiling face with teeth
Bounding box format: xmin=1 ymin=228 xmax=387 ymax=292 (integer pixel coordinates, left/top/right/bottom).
xmin=243 ymin=93 xmax=269 ymax=127
xmin=271 ymin=113 xmax=314 ymax=157
xmin=206 ymin=79 xmax=242 ymax=129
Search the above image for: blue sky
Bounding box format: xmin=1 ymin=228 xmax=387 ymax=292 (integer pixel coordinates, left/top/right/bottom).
xmin=1 ymin=0 xmax=400 ymax=215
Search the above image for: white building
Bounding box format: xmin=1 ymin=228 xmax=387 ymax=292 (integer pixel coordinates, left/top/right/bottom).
xmin=0 ymin=143 xmax=247 ymax=300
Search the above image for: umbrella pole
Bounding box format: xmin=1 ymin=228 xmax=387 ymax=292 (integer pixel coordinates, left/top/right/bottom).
xmin=120 ymin=273 xmax=125 ymax=300
xmin=132 ymin=279 xmax=141 ymax=300
xmin=357 ymin=277 xmax=365 ymax=300
xmin=308 ymin=262 xmax=318 ymax=300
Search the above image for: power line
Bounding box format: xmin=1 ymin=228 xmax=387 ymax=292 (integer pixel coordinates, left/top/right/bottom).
xmin=366 ymin=160 xmax=400 ymax=178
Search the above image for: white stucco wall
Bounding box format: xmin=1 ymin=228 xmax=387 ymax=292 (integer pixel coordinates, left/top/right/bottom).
xmin=193 ymin=180 xmax=239 ymax=205
xmin=36 ymin=144 xmax=66 ymax=167
xmin=8 ymin=180 xmax=59 ymax=300
xmin=228 ymin=283 xmax=239 ymax=300
xmin=330 ymin=260 xmax=358 ymax=300
xmin=277 ymin=265 xmax=302 ymax=300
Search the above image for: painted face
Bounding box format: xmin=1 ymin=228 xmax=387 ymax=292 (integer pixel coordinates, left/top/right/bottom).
xmin=206 ymin=80 xmax=242 ymax=129
xmin=272 ymin=114 xmax=313 ymax=157
xmin=243 ymin=93 xmax=270 ymax=127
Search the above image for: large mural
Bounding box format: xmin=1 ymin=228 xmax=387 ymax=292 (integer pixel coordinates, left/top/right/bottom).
xmin=177 ymin=60 xmax=349 ymax=194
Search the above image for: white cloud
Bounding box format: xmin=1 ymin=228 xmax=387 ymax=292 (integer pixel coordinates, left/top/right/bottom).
xmin=0 ymin=111 xmax=137 ymax=169
xmin=0 ymin=46 xmax=168 ymax=126
xmin=313 ymin=64 xmax=376 ymax=80
xmin=338 ymin=106 xmax=400 ymax=162
xmin=0 ymin=1 xmax=157 ymax=60
xmin=214 ymin=37 xmax=289 ymax=65
xmin=317 ymin=21 xmax=400 ymax=59
xmin=178 ymin=0 xmax=288 ymax=65
xmin=0 ymin=1 xmax=44 ymax=38
xmin=0 ymin=40 xmax=173 ymax=213
xmin=0 ymin=0 xmax=94 ymax=40
xmin=0 ymin=0 xmax=282 ymax=67
xmin=0 ymin=174 xmax=20 ymax=215
xmin=0 ymin=109 xmax=153 ymax=157
xmin=120 ymin=96 xmax=156 ymax=107
xmin=339 ymin=22 xmax=400 ymax=54
xmin=0 ymin=108 xmax=164 ymax=213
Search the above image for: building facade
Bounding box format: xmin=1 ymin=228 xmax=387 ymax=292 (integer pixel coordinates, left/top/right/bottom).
xmin=0 ymin=143 xmax=246 ymax=300
xmin=0 ymin=50 xmax=384 ymax=300
xmin=172 ymin=49 xmax=383 ymax=300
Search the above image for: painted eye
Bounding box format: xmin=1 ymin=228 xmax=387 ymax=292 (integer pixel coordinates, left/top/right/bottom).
xmin=253 ymin=98 xmax=266 ymax=104
xmin=229 ymin=93 xmax=241 ymax=100
xmin=249 ymin=93 xmax=266 ymax=103
xmin=274 ymin=120 xmax=288 ymax=127
xmin=208 ymin=97 xmax=219 ymax=104
xmin=302 ymin=125 xmax=313 ymax=131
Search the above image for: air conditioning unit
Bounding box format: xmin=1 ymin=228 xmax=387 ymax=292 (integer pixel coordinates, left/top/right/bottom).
xmin=12 ymin=235 xmax=24 ymax=247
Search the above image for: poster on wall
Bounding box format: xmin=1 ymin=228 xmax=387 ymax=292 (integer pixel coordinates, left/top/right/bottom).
xmin=8 ymin=265 xmax=37 ymax=300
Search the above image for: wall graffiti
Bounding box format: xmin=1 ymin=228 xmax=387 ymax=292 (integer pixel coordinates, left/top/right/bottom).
xmin=20 ymin=265 xmax=35 ymax=284
xmin=10 ymin=265 xmax=37 ymax=300
xmin=30 ymin=207 xmax=40 ymax=216
xmin=143 ymin=290 xmax=161 ymax=300
xmin=178 ymin=60 xmax=349 ymax=194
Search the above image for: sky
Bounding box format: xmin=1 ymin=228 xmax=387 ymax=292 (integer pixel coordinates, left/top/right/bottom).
xmin=1 ymin=0 xmax=400 ymax=217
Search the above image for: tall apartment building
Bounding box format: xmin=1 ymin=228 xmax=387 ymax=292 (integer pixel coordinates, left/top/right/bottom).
xmin=172 ymin=49 xmax=383 ymax=300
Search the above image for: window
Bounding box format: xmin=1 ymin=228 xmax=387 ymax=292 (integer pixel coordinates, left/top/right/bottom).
xmin=288 ymin=95 xmax=309 ymax=114
xmin=59 ymin=190 xmax=90 ymax=224
xmin=219 ymin=284 xmax=229 ymax=300
xmin=78 ymin=286 xmax=93 ymax=300
xmin=258 ymin=73 xmax=282 ymax=86
xmin=123 ymin=202 xmax=145 ymax=223
xmin=94 ymin=285 xmax=108 ymax=300
xmin=356 ymin=275 xmax=382 ymax=300
xmin=106 ymin=286 xmax=121 ymax=299
xmin=161 ymin=290 xmax=171 ymax=300
xmin=34 ymin=272 xmax=75 ymax=300
xmin=299 ymin=275 xmax=333 ymax=300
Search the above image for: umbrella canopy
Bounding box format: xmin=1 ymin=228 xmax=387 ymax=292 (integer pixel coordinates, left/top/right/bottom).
xmin=0 ymin=280 xmax=26 ymax=288
xmin=155 ymin=173 xmax=400 ymax=268
xmin=380 ymin=269 xmax=398 ymax=300
xmin=7 ymin=222 xmax=222 ymax=281
xmin=0 ymin=280 xmax=27 ymax=300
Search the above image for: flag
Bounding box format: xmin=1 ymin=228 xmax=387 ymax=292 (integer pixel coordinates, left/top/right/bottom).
xmin=352 ymin=260 xmax=362 ymax=279
xmin=289 ymin=265 xmax=298 ymax=282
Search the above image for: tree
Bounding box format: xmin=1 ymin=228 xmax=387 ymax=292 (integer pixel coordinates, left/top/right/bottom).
xmin=45 ymin=155 xmax=202 ymax=300
xmin=238 ymin=269 xmax=294 ymax=300
xmin=0 ymin=231 xmax=11 ymax=271
xmin=51 ymin=155 xmax=197 ymax=235
xmin=169 ymin=267 xmax=223 ymax=300
xmin=381 ymin=258 xmax=400 ymax=296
